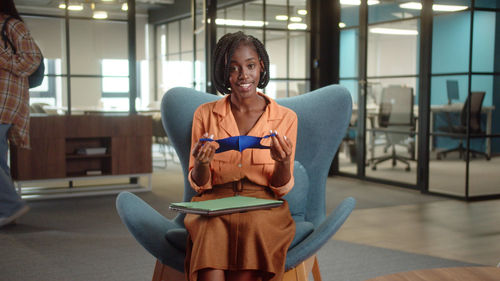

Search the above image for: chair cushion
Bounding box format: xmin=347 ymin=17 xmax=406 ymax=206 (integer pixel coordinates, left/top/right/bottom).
xmin=165 ymin=228 xmax=188 ymax=252
xmin=283 ymin=161 xmax=309 ymax=221
xmin=289 ymin=221 xmax=314 ymax=249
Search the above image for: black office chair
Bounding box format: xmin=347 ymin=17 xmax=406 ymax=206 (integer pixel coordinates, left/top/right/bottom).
xmin=371 ymin=86 xmax=415 ymax=171
xmin=436 ymin=91 xmax=490 ymax=161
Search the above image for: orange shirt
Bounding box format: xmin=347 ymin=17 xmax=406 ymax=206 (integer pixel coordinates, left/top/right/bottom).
xmin=188 ymin=92 xmax=297 ymax=197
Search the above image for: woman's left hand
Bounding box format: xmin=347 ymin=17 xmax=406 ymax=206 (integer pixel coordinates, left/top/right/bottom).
xmin=269 ymin=130 xmax=292 ymax=163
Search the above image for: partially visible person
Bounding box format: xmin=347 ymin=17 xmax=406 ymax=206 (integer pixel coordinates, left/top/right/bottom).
xmin=0 ymin=0 xmax=42 ymax=227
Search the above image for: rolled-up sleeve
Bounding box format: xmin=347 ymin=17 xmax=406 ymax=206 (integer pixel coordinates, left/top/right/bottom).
xmin=0 ymin=18 xmax=42 ymax=77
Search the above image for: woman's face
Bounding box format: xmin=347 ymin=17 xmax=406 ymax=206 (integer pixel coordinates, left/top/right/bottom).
xmin=228 ymin=43 xmax=264 ymax=98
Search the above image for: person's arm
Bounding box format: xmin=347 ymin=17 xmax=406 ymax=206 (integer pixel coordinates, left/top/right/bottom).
xmin=270 ymin=132 xmax=293 ymax=187
xmin=187 ymin=108 xmax=216 ymax=192
xmin=0 ymin=19 xmax=42 ymax=77
xmin=269 ymin=112 xmax=298 ymax=197
xmin=191 ymin=133 xmax=216 ymax=187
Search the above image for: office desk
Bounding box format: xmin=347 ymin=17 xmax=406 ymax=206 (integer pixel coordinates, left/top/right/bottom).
xmin=430 ymin=104 xmax=495 ymax=157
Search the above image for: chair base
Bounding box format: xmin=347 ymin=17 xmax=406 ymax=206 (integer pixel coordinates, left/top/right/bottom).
xmin=437 ymin=143 xmax=490 ymax=161
xmin=152 ymin=255 xmax=321 ymax=281
xmin=370 ymin=146 xmax=412 ymax=172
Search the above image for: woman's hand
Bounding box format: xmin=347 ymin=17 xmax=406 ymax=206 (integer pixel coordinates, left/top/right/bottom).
xmin=269 ymin=130 xmax=292 ymax=163
xmin=192 ymin=133 xmax=217 ymax=166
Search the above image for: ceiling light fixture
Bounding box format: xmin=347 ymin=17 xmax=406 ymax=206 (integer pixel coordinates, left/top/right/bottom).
xmin=340 ymin=0 xmax=380 ymax=5
xmin=339 ymin=22 xmax=346 ymax=28
xmin=399 ymin=2 xmax=468 ymax=12
xmin=370 ymin=27 xmax=418 ymax=35
xmin=433 ymin=4 xmax=468 ymax=11
xmin=59 ymin=3 xmax=84 ymax=11
xmin=122 ymin=3 xmax=128 ymax=11
xmin=93 ymin=11 xmax=108 ymax=19
xmin=290 ymin=16 xmax=302 ymax=22
xmin=215 ymin=19 xmax=267 ymax=27
xmin=297 ymin=9 xmax=307 ymax=15
xmin=288 ymin=23 xmax=307 ymax=30
xmin=275 ymin=15 xmax=288 ymax=21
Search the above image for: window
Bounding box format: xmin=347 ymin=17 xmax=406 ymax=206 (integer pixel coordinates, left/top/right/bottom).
xmin=101 ymin=59 xmax=129 ymax=98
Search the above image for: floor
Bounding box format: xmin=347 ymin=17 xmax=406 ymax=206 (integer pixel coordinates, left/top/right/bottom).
xmin=15 ymin=147 xmax=500 ymax=269
xmin=333 ymin=194 xmax=500 ymax=266
xmin=151 ymin=156 xmax=500 ymax=267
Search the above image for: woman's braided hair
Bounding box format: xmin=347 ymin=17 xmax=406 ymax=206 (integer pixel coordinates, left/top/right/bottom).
xmin=212 ymin=31 xmax=270 ymax=95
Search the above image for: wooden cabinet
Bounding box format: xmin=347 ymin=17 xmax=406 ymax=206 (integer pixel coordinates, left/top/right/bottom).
xmin=10 ymin=115 xmax=152 ymax=181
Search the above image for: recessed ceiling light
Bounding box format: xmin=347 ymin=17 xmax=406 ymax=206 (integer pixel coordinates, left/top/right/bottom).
xmin=290 ymin=16 xmax=302 ymax=22
xmin=399 ymin=2 xmax=468 ymax=12
xmin=340 ymin=0 xmax=380 ymax=5
xmin=297 ymin=9 xmax=307 ymax=16
xmin=93 ymin=11 xmax=108 ymax=19
xmin=288 ymin=23 xmax=307 ymax=30
xmin=68 ymin=4 xmax=84 ymax=11
xmin=433 ymin=4 xmax=468 ymax=11
xmin=122 ymin=3 xmax=128 ymax=11
xmin=215 ymin=19 xmax=267 ymax=27
xmin=59 ymin=3 xmax=84 ymax=11
xmin=275 ymin=15 xmax=288 ymax=21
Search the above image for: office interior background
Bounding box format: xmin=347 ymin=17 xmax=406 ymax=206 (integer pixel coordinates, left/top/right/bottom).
xmin=12 ymin=0 xmax=499 ymax=200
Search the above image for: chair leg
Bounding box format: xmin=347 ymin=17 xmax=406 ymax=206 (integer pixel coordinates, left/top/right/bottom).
xmin=152 ymin=260 xmax=185 ymax=281
xmin=282 ymin=255 xmax=321 ymax=281
xmin=153 ymin=257 xmax=322 ymax=281
xmin=311 ymin=256 xmax=322 ymax=281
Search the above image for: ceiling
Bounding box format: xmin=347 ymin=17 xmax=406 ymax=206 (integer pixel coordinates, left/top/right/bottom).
xmin=14 ymin=0 xmax=174 ymax=15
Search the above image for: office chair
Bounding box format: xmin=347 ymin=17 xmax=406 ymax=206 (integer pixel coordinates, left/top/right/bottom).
xmin=371 ymin=86 xmax=415 ymax=172
xmin=152 ymin=113 xmax=174 ymax=168
xmin=116 ymin=85 xmax=356 ymax=281
xmin=436 ymin=91 xmax=490 ymax=161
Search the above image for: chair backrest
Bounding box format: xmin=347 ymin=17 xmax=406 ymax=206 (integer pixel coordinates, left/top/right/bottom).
xmin=161 ymin=85 xmax=352 ymax=227
xmin=461 ymin=91 xmax=485 ymax=133
xmin=380 ymin=86 xmax=414 ymax=127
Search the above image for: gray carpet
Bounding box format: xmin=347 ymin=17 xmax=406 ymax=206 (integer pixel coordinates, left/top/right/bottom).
xmin=0 ymin=165 xmax=474 ymax=281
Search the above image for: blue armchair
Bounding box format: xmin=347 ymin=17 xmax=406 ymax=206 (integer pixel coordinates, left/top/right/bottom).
xmin=116 ymin=85 xmax=356 ymax=281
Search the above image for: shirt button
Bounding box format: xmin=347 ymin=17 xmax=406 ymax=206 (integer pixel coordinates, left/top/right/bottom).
xmin=237 ymin=163 xmax=242 ymax=168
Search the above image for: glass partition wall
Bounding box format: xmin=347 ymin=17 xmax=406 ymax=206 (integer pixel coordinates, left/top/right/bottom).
xmin=16 ymin=0 xmax=150 ymax=114
xmin=338 ymin=0 xmax=500 ymax=200
xmin=154 ymin=0 xmax=310 ymax=100
xmin=428 ymin=1 xmax=500 ymax=199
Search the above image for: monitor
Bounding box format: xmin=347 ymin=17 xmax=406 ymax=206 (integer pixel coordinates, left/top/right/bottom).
xmin=446 ymin=80 xmax=459 ymax=105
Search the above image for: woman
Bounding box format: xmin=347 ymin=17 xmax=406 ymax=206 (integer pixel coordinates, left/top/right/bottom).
xmin=184 ymin=31 xmax=297 ymax=281
xmin=0 ymin=0 xmax=42 ymax=227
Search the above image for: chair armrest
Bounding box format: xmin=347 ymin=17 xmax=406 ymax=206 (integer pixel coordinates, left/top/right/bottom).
xmin=285 ymin=197 xmax=356 ymax=270
xmin=116 ymin=192 xmax=186 ymax=271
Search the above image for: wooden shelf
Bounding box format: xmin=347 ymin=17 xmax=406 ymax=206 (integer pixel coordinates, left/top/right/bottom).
xmin=66 ymin=154 xmax=111 ymax=159
xmin=66 ymin=172 xmax=111 ymax=178
xmin=10 ymin=115 xmax=152 ymax=181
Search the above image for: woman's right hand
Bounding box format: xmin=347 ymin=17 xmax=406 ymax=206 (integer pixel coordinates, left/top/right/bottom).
xmin=192 ymin=133 xmax=217 ymax=166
